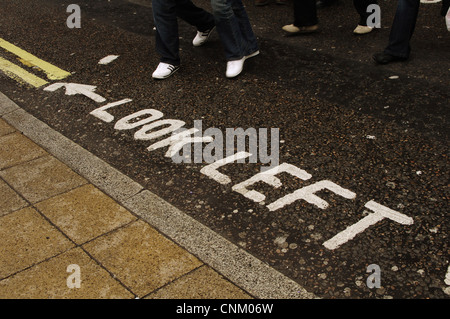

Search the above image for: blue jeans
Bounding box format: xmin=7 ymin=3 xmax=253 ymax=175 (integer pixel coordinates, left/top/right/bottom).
xmin=210 ymin=0 xmax=259 ymax=61
xmin=152 ymin=0 xmax=215 ymax=65
xmin=384 ymin=0 xmax=420 ymax=58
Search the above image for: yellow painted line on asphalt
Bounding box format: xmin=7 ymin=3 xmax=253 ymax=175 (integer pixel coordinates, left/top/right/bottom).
xmin=0 ymin=38 xmax=71 ymax=80
xmin=0 ymin=57 xmax=49 ymax=88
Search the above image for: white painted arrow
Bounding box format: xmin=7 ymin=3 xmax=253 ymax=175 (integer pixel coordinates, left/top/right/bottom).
xmin=44 ymin=82 xmax=106 ymax=103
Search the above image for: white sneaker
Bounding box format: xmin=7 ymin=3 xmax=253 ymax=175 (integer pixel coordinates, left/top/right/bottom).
xmin=192 ymin=26 xmax=215 ymax=47
xmin=225 ymin=50 xmax=260 ymax=78
xmin=226 ymin=58 xmax=244 ymax=78
xmin=152 ymin=62 xmax=179 ymax=79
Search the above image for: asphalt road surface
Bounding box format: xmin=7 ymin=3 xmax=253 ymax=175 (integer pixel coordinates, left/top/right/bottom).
xmin=1 ymin=0 xmax=449 ymax=298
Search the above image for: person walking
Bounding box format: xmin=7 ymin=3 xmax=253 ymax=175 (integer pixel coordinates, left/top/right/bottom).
xmin=151 ymin=0 xmax=215 ymax=79
xmin=374 ymin=0 xmax=450 ymax=64
xmin=372 ymin=0 xmax=420 ymax=64
xmin=210 ymin=0 xmax=260 ymax=78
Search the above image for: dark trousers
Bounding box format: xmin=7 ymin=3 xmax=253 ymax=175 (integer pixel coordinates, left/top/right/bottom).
xmin=152 ymin=0 xmax=215 ymax=65
xmin=210 ymin=0 xmax=259 ymax=61
xmin=384 ymin=0 xmax=420 ymax=58
xmin=293 ymin=0 xmax=318 ymax=27
xmin=353 ymin=0 xmax=378 ymax=26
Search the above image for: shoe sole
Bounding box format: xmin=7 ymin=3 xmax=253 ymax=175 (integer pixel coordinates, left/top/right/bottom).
xmin=152 ymin=66 xmax=180 ymax=80
xmin=353 ymin=30 xmax=373 ymax=35
xmin=372 ymin=55 xmax=407 ymax=65
xmin=283 ymin=26 xmax=319 ymax=35
xmin=245 ymin=50 xmax=260 ymax=60
xmin=353 ymin=27 xmax=374 ymax=35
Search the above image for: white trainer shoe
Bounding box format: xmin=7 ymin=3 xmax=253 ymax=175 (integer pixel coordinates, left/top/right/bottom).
xmin=192 ymin=26 xmax=215 ymax=47
xmin=226 ymin=58 xmax=245 ymax=78
xmin=152 ymin=62 xmax=180 ymax=79
xmin=225 ymin=50 xmax=260 ymax=78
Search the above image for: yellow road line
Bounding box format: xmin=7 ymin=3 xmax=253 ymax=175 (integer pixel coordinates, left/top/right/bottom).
xmin=0 ymin=57 xmax=49 ymax=88
xmin=0 ymin=38 xmax=71 ymax=80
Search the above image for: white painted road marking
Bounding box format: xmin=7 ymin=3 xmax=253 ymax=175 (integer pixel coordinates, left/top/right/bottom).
xmin=154 ymin=128 xmax=214 ymax=159
xmin=44 ymin=82 xmax=106 ymax=103
xmin=98 ymin=55 xmax=119 ymax=65
xmin=323 ymin=200 xmax=414 ymax=250
xmin=232 ymin=163 xmax=312 ymax=203
xmin=267 ymin=180 xmax=357 ymax=211
xmin=89 ymin=99 xmax=133 ymax=122
xmin=114 ymin=109 xmax=164 ymax=130
xmin=200 ymin=152 xmax=252 ymax=185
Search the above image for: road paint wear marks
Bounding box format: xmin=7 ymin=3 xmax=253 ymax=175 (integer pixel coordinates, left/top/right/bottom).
xmin=0 ymin=57 xmax=49 ymax=88
xmin=232 ymin=163 xmax=312 ymax=203
xmin=266 ymin=180 xmax=357 ymax=211
xmin=200 ymin=152 xmax=252 ymax=185
xmin=44 ymin=82 xmax=106 ymax=103
xmin=98 ymin=55 xmax=119 ymax=65
xmin=323 ymin=200 xmax=414 ymax=250
xmin=0 ymin=38 xmax=71 ymax=80
xmin=149 ymin=127 xmax=213 ymax=158
xmin=89 ymin=99 xmax=133 ymax=122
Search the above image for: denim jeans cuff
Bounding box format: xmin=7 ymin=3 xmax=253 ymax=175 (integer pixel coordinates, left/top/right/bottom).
xmin=160 ymin=58 xmax=181 ymax=66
